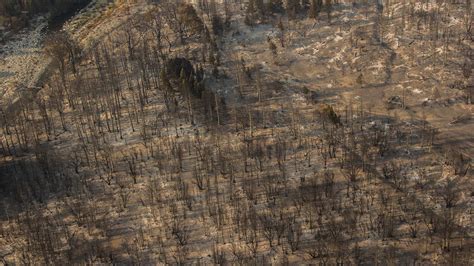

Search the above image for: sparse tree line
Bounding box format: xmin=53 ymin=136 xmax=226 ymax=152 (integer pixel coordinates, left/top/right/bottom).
xmin=244 ymin=0 xmax=332 ymax=24
xmin=0 ymin=0 xmax=472 ymax=264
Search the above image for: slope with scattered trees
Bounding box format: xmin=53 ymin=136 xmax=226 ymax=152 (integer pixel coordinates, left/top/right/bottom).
xmin=0 ymin=0 xmax=472 ymax=264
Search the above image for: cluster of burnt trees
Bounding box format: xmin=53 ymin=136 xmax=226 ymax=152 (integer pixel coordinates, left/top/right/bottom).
xmin=0 ymin=1 xmax=227 ymax=261
xmin=1 ymin=99 xmax=470 ymax=264
xmin=0 ymin=1 xmax=187 ymax=189
xmin=0 ymin=0 xmax=233 ymax=204
xmin=244 ymin=0 xmax=332 ymax=24
xmin=0 ymin=0 xmax=472 ymax=264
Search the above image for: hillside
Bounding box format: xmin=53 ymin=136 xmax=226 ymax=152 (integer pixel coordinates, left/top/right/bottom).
xmin=0 ymin=0 xmax=472 ymax=264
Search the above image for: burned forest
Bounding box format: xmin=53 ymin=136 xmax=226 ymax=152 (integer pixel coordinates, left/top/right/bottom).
xmin=0 ymin=0 xmax=473 ymax=264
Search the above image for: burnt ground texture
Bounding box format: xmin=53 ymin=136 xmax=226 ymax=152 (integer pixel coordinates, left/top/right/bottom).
xmin=0 ymin=0 xmax=473 ymax=264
